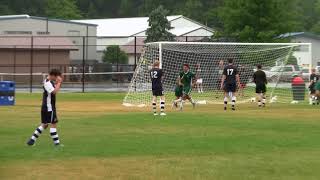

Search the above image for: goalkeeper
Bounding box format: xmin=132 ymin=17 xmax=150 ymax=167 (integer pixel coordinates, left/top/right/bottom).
xmin=174 ymin=64 xmax=196 ymax=109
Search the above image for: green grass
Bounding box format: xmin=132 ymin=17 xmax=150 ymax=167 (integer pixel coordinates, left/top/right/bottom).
xmin=0 ymin=93 xmax=320 ymax=180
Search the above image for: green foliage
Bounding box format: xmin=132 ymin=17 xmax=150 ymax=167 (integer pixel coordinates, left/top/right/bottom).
xmin=145 ymin=5 xmax=175 ymax=43
xmin=216 ymin=0 xmax=299 ymax=42
xmin=184 ymin=0 xmax=203 ymax=22
xmin=45 ymin=0 xmax=82 ymax=19
xmin=102 ymin=45 xmax=128 ymax=64
xmin=0 ymin=4 xmax=13 ymax=15
xmin=287 ymin=53 xmax=298 ymax=65
xmin=2 ymin=93 xmax=320 ymax=179
xmin=2 ymin=0 xmax=320 ymax=38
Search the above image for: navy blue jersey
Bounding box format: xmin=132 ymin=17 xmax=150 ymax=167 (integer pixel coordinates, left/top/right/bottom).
xmin=42 ymin=79 xmax=56 ymax=112
xmin=310 ymin=74 xmax=319 ymax=83
xmin=150 ymin=68 xmax=163 ymax=90
xmin=223 ymin=65 xmax=238 ymax=84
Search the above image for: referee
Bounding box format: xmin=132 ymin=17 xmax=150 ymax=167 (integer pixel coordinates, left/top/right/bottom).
xmin=253 ymin=65 xmax=267 ymax=107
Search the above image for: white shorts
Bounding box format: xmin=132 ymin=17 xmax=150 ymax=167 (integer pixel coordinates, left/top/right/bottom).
xmin=196 ymin=79 xmax=203 ymax=84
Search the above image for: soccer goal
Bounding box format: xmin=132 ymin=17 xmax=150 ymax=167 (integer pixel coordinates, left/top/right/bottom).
xmin=123 ymin=42 xmax=312 ymax=106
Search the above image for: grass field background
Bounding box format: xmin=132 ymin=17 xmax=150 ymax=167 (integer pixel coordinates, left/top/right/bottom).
xmin=0 ymin=93 xmax=320 ymax=180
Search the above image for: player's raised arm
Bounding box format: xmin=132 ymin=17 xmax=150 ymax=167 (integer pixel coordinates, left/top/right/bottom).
xmin=53 ymin=76 xmax=63 ymax=94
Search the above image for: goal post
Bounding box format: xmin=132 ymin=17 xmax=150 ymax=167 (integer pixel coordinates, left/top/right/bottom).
xmin=123 ymin=42 xmax=312 ymax=106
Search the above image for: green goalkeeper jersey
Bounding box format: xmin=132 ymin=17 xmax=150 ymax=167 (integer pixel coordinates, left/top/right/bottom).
xmin=180 ymin=71 xmax=195 ymax=88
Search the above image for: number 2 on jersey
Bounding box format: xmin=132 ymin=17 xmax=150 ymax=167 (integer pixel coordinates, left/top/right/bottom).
xmin=151 ymin=71 xmax=158 ymax=79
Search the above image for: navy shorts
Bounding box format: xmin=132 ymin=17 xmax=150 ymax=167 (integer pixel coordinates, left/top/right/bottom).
xmin=152 ymin=89 xmax=164 ymax=96
xmin=41 ymin=111 xmax=58 ymax=124
xmin=224 ymin=83 xmax=237 ymax=93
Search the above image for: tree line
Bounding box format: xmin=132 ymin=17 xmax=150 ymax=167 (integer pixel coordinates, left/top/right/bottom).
xmin=1 ymin=0 xmax=320 ymax=42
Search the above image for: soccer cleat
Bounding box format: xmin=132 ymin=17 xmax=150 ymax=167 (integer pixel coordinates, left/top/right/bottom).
xmin=232 ymin=107 xmax=236 ymax=111
xmin=224 ymin=107 xmax=227 ymax=111
xmin=27 ymin=139 xmax=35 ymax=146
xmin=55 ymin=143 xmax=64 ymax=147
xmin=153 ymin=113 xmax=158 ymax=116
xmin=160 ymin=112 xmax=167 ymax=116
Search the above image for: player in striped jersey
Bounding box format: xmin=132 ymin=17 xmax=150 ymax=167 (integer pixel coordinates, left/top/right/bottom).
xmin=27 ymin=69 xmax=63 ymax=146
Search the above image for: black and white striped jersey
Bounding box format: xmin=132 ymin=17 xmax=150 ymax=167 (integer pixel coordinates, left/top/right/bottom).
xmin=42 ymin=79 xmax=56 ymax=112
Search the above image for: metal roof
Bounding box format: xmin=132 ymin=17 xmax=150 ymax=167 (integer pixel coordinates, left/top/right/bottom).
xmin=0 ymin=14 xmax=97 ymax=26
xmin=73 ymin=15 xmax=214 ymax=37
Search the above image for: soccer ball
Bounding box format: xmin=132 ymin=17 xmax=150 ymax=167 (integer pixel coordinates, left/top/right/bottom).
xmin=250 ymin=97 xmax=256 ymax=103
xmin=270 ymin=96 xmax=278 ymax=103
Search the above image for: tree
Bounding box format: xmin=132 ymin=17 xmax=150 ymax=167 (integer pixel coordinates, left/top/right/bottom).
xmin=102 ymin=45 xmax=128 ymax=64
xmin=145 ymin=5 xmax=175 ymax=43
xmin=87 ymin=1 xmax=99 ymax=18
xmin=216 ymin=0 xmax=299 ymax=42
xmin=0 ymin=4 xmax=13 ymax=15
xmin=45 ymin=0 xmax=82 ymax=19
xmin=119 ymin=0 xmax=135 ymax=17
xmin=184 ymin=0 xmax=204 ymax=22
xmin=310 ymin=0 xmax=320 ymax=34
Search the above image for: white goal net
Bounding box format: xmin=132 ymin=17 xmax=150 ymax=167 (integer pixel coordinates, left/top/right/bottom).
xmin=123 ymin=42 xmax=312 ymax=106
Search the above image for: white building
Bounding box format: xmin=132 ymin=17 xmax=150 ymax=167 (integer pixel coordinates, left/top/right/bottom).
xmin=73 ymin=15 xmax=214 ymax=64
xmin=279 ymin=32 xmax=320 ymax=67
xmin=0 ymin=14 xmax=98 ymax=62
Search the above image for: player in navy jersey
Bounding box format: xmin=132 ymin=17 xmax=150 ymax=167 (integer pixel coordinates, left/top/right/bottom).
xmin=150 ymin=61 xmax=166 ymax=116
xmin=220 ymin=58 xmax=241 ymax=111
xmin=27 ymin=69 xmax=63 ymax=146
xmin=309 ymin=68 xmax=319 ymax=105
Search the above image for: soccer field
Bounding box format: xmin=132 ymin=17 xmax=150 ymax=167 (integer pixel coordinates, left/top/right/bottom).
xmin=0 ymin=93 xmax=320 ymax=180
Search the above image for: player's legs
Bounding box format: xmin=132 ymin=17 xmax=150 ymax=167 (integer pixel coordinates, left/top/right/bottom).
xmin=199 ymin=82 xmax=204 ymax=93
xmin=196 ymin=79 xmax=203 ymax=93
xmin=262 ymin=92 xmax=266 ymax=107
xmin=50 ymin=122 xmax=61 ymax=146
xmin=179 ymin=87 xmax=195 ymax=110
xmin=231 ymin=92 xmax=237 ymax=111
xmin=256 ymin=93 xmax=262 ymax=107
xmin=185 ymin=95 xmax=196 ymax=109
xmin=27 ymin=123 xmax=48 ymax=146
xmin=152 ymin=95 xmax=157 ymax=115
xmin=160 ymin=95 xmax=166 ymax=115
xmin=223 ymin=92 xmax=228 ymax=111
xmin=310 ymin=89 xmax=316 ymax=105
xmin=316 ymin=90 xmax=320 ymax=105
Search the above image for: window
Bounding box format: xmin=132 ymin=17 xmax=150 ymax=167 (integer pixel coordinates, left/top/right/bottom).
xmin=68 ymin=30 xmax=80 ymax=36
xmin=3 ymin=31 xmax=32 ymax=35
xmin=284 ymin=67 xmax=293 ymax=72
xmin=37 ymin=31 xmax=50 ymax=35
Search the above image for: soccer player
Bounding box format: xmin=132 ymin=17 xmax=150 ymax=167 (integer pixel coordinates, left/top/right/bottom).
xmin=314 ymin=75 xmax=320 ymax=105
xmin=150 ymin=61 xmax=166 ymax=116
xmin=220 ymin=58 xmax=241 ymax=111
xmin=253 ymin=64 xmax=267 ymax=107
xmin=195 ymin=63 xmax=204 ymax=93
xmin=309 ymin=68 xmax=319 ymax=105
xmin=27 ymin=69 xmax=63 ymax=146
xmin=173 ymin=77 xmax=183 ymax=109
xmin=174 ymin=64 xmax=196 ymax=109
